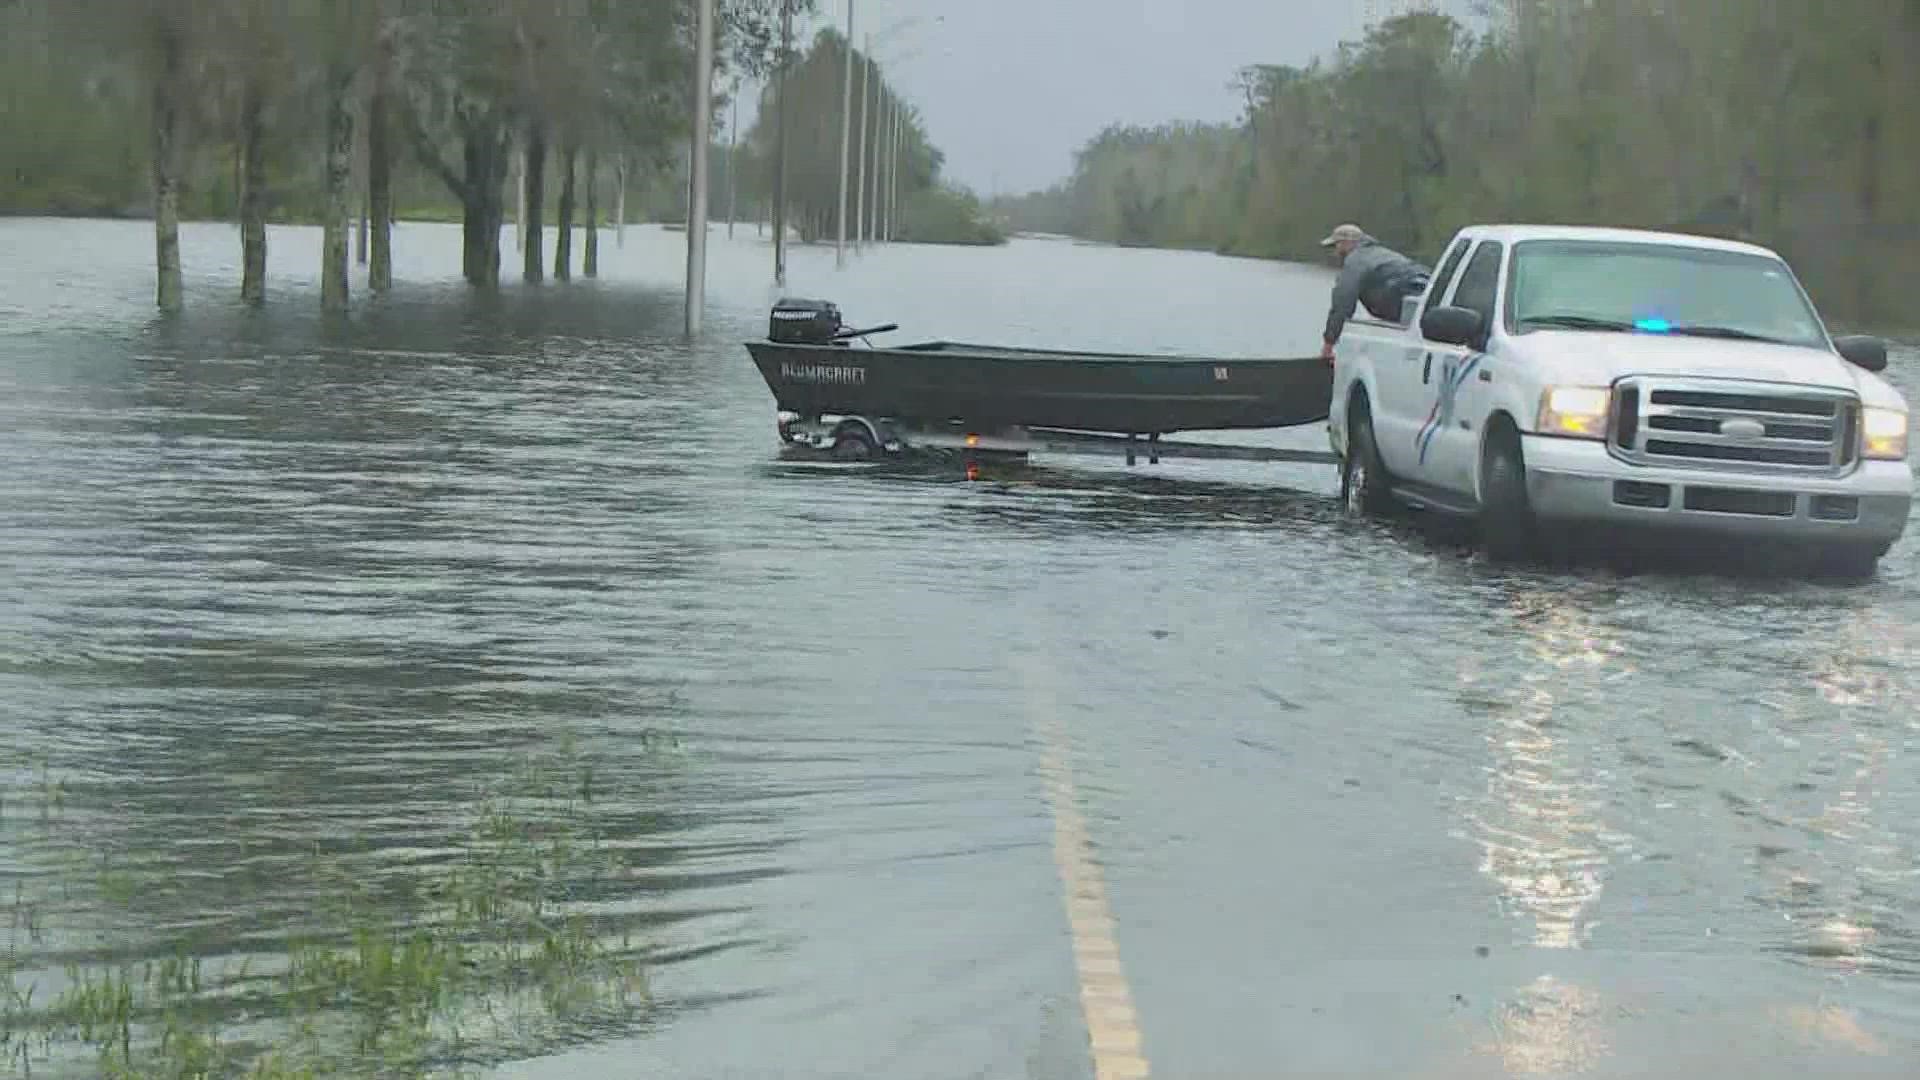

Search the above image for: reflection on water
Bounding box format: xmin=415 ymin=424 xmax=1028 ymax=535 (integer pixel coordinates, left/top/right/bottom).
xmin=1462 ymin=589 xmax=1626 ymax=1074
xmin=1464 ymin=590 xmax=1625 ymax=953
xmin=1483 ymin=975 xmax=1610 ymax=1076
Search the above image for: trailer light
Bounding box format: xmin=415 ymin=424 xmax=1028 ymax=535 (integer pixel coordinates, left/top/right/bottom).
xmin=1538 ymin=385 xmax=1611 ymax=439
xmin=965 ymin=433 xmax=980 ymax=447
xmin=1863 ymin=406 xmax=1908 ymax=460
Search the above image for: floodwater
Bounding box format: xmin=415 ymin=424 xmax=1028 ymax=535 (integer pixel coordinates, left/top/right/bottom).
xmin=3 ymin=216 xmax=1920 ymax=1078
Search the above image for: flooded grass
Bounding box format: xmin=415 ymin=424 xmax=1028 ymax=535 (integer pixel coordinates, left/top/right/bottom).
xmin=2 ymin=734 xmax=651 ymax=1078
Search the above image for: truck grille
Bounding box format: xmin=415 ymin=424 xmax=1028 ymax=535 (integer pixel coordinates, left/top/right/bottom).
xmin=1609 ymin=377 xmax=1858 ymax=475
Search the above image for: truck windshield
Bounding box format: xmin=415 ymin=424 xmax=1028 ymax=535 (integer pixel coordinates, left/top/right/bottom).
xmin=1505 ymin=240 xmax=1830 ymax=349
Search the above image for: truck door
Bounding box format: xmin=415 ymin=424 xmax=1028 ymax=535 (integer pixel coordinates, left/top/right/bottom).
xmin=1376 ymin=236 xmax=1472 ymax=476
xmin=1421 ymin=240 xmax=1506 ymax=496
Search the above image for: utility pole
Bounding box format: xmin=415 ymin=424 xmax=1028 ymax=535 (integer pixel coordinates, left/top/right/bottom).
xmin=855 ymin=32 xmax=870 ymax=253
xmin=891 ymin=105 xmax=905 ymax=241
xmin=686 ymin=0 xmax=714 ymax=334
xmin=886 ymin=98 xmax=897 ymax=241
xmin=727 ymin=77 xmax=739 ymax=239
xmin=871 ymin=94 xmax=884 ymax=245
xmin=872 ymin=93 xmax=886 ymax=245
xmin=772 ymin=0 xmax=791 ymax=287
xmin=884 ymin=100 xmax=897 ymax=242
xmin=835 ymin=0 xmax=854 ymax=269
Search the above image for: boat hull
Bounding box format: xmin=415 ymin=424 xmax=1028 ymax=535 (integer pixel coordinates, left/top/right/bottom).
xmin=745 ymin=340 xmax=1333 ymax=434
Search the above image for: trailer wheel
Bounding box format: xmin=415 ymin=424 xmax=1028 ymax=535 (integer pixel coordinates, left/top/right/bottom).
xmin=1480 ymin=424 xmax=1539 ymax=563
xmin=1341 ymin=405 xmax=1394 ymax=517
xmin=831 ymin=423 xmax=876 ymax=461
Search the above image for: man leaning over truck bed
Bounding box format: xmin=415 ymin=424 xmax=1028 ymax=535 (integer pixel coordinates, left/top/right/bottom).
xmin=1319 ymin=223 xmax=1432 ymax=362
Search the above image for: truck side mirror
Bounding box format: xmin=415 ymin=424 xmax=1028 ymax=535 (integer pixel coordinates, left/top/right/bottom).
xmin=1421 ymin=305 xmax=1484 ymax=348
xmin=1834 ymin=334 xmax=1888 ymax=373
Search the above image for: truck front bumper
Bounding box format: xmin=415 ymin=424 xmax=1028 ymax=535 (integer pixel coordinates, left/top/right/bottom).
xmin=1521 ymin=435 xmax=1914 ymax=551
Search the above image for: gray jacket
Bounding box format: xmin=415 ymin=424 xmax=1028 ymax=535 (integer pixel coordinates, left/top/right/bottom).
xmin=1324 ymin=240 xmax=1430 ymax=345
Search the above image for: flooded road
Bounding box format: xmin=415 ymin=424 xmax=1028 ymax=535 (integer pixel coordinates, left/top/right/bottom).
xmin=3 ymin=217 xmax=1920 ymax=1077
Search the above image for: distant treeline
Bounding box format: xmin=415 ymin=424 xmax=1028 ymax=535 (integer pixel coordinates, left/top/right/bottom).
xmin=733 ymin=29 xmax=1004 ymax=247
xmin=990 ymin=2 xmax=1920 ymax=328
xmin=0 ymin=0 xmax=997 ymax=312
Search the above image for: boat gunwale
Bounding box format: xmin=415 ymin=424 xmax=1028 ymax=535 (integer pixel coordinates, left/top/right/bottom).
xmin=748 ymin=338 xmax=1320 ymax=366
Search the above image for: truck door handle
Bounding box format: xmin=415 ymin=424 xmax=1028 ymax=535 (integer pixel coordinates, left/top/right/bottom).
xmin=1423 ymin=353 xmax=1432 ymax=383
xmin=1478 ymin=369 xmax=1492 ymax=383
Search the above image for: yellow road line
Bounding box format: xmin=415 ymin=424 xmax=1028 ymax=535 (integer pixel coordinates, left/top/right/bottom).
xmin=1025 ymin=654 xmax=1152 ymax=1080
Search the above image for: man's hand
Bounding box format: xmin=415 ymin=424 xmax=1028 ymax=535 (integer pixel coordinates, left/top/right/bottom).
xmin=1321 ymin=340 xmax=1336 ymax=364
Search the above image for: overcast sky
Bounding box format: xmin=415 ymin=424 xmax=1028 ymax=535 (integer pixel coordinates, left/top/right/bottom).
xmin=744 ymin=0 xmax=1473 ymax=196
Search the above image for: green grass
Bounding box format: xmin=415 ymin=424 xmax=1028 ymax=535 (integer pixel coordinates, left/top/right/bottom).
xmin=3 ymin=735 xmax=652 ymax=1078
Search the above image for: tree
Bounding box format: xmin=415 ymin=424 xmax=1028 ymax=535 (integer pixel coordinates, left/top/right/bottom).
xmin=148 ymin=0 xmax=188 ymax=312
xmin=993 ymin=3 xmax=1920 ymax=325
xmin=741 ymin=28 xmax=943 ymax=243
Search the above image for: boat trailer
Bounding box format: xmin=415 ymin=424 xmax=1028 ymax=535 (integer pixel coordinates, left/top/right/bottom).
xmin=776 ymin=412 xmax=1337 ymax=469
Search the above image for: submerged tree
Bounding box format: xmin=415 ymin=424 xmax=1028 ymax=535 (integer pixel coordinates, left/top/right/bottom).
xmin=144 ymin=0 xmax=191 ymax=312
xmin=0 ymin=0 xmax=806 ymax=304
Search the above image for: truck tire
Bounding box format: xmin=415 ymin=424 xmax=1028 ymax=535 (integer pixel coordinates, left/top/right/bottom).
xmin=1341 ymin=405 xmax=1394 ymax=517
xmin=1480 ymin=427 xmax=1539 ymax=563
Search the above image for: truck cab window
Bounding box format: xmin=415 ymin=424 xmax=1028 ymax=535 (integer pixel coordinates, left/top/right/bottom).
xmin=1429 ymin=238 xmax=1471 ymax=305
xmin=1450 ymin=241 xmax=1505 ymax=328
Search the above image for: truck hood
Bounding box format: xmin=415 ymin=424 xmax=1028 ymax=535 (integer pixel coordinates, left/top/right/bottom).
xmin=1506 ymin=330 xmax=1903 ymax=406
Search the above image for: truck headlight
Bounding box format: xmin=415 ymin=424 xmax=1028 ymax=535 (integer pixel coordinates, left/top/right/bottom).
xmin=1537 ymin=385 xmax=1611 ymax=440
xmin=1862 ymin=406 xmax=1908 ymax=460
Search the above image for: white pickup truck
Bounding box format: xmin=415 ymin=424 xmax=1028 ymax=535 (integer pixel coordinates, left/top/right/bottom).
xmin=1329 ymin=224 xmax=1912 ymax=574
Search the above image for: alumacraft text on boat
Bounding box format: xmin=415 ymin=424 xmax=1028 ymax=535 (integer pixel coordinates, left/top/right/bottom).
xmin=780 ymin=361 xmax=866 ymax=385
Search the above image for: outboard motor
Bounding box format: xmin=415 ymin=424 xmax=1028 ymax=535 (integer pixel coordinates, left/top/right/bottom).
xmin=769 ymin=298 xmax=843 ymax=345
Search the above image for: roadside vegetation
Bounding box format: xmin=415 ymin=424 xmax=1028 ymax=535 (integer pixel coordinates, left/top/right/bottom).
xmin=989 ymin=2 xmax=1920 ymax=328
xmin=2 ymin=735 xmax=650 ymax=1078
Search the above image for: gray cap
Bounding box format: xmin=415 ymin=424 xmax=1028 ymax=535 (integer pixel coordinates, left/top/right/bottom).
xmin=1319 ymin=223 xmax=1369 ymax=247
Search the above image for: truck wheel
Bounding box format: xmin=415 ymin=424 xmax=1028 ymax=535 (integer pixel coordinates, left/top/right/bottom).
xmin=1480 ymin=429 xmax=1539 ymax=563
xmin=831 ymin=423 xmax=876 ymax=461
xmin=1341 ymin=407 xmax=1394 ymax=517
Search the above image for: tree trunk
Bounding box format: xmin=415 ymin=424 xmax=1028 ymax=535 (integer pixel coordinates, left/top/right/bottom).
xmin=321 ymin=62 xmax=354 ymax=312
xmin=555 ymin=143 xmax=575 ymax=282
xmin=151 ymin=19 xmax=184 ymax=313
xmin=515 ymin=145 xmax=526 ymax=252
xmin=462 ymin=196 xmax=493 ymax=285
xmin=615 ymin=157 xmax=627 ymax=247
xmin=403 ymin=97 xmax=505 ymax=289
xmin=483 ymin=145 xmax=506 ymax=285
xmin=584 ymin=147 xmax=599 ymax=278
xmin=460 ymin=130 xmax=507 ymax=287
xmin=238 ymin=76 xmax=267 ymax=306
xmin=368 ymin=66 xmax=392 ymax=293
xmin=354 ymin=97 xmax=368 ymax=266
xmin=523 ymin=123 xmax=546 ymax=282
